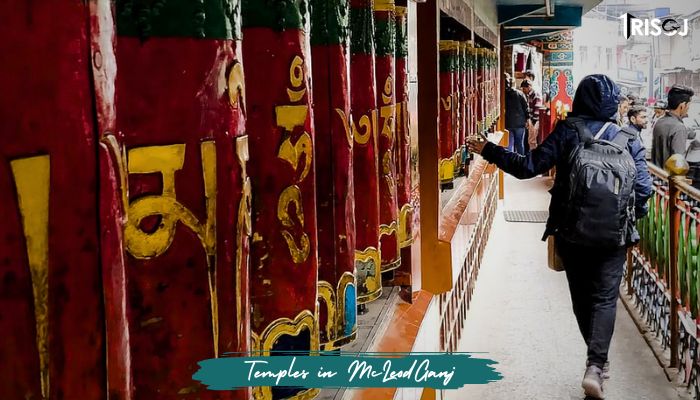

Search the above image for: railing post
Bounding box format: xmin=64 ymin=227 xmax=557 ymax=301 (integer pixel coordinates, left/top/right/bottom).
xmin=668 ymin=174 xmax=680 ymax=368
xmin=665 ymin=154 xmax=689 ymax=369
xmin=626 ymin=248 xmax=633 ymax=297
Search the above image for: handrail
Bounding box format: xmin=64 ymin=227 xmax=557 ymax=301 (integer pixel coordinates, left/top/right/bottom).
xmin=632 ymin=160 xmax=700 ymax=377
xmin=674 ymin=177 xmax=700 ymax=203
xmin=647 ymin=162 xmax=670 ymax=180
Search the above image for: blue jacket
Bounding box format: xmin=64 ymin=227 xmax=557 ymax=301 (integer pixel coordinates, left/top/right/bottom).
xmin=481 ymin=74 xmax=653 ymax=240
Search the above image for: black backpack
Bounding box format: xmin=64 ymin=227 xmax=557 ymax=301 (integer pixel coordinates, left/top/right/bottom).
xmin=559 ymin=118 xmax=637 ymax=248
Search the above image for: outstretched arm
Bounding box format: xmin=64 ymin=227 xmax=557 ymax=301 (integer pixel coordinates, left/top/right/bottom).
xmin=469 ymin=122 xmax=566 ymax=179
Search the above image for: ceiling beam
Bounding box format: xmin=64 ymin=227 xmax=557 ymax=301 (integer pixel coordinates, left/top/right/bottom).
xmin=498 ymin=4 xmax=544 ymax=25
xmin=503 ymin=28 xmax=568 ymax=44
xmin=500 ymin=5 xmax=582 ymax=29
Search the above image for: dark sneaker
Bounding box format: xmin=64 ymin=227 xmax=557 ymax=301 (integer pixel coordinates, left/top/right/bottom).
xmin=602 ymin=362 xmax=610 ymax=379
xmin=587 ymin=361 xmax=610 ymax=379
xmin=582 ymin=365 xmax=605 ymax=399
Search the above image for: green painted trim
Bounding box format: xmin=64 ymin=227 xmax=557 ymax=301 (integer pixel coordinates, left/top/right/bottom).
xmin=117 ymin=0 xmax=240 ymax=39
xmin=394 ymin=11 xmax=407 ymax=58
xmin=310 ymin=0 xmax=349 ymax=46
xmin=439 ymin=47 xmax=455 ymax=73
xmin=374 ymin=15 xmax=394 ymax=57
xmin=350 ymin=6 xmax=374 ymax=55
xmin=242 ymin=0 xmax=308 ymax=31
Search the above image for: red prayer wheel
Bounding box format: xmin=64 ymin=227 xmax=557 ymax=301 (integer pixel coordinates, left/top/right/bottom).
xmin=394 ymin=4 xmax=414 ymax=270
xmin=439 ymin=40 xmax=457 ymax=189
xmin=393 ymin=2 xmax=413 ymax=289
xmin=477 ymin=48 xmax=485 ymax=134
xmin=243 ymin=2 xmax=319 ymax=399
xmin=0 ymin=1 xmax=112 ymax=398
xmin=459 ymin=42 xmax=469 ymax=173
xmin=115 ymin=0 xmax=250 ymax=398
xmin=467 ymin=42 xmax=476 ymax=142
xmin=375 ymin=0 xmax=401 ymax=273
xmin=351 ymin=0 xmax=382 ymax=304
xmin=310 ymin=0 xmax=358 ymax=350
xmin=452 ymin=42 xmax=462 ymax=177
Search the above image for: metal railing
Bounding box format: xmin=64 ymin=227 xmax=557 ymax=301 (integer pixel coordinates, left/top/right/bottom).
xmin=630 ymin=161 xmax=700 ymax=397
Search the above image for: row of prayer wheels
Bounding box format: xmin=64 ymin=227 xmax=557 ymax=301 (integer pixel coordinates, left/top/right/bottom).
xmin=439 ymin=41 xmax=499 ymax=189
xmin=0 ymin=0 xmax=418 ymax=399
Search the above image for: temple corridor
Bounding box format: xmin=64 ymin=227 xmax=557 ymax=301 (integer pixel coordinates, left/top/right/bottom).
xmin=450 ymin=175 xmax=683 ymax=400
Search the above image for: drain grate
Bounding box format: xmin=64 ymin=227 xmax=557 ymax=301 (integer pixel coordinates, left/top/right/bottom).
xmin=503 ymin=210 xmax=549 ymax=223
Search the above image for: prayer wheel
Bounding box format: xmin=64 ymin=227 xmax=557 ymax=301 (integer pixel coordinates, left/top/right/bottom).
xmin=394 ymin=3 xmax=414 ymax=273
xmin=439 ymin=40 xmax=457 ymax=189
xmin=310 ymin=0 xmax=358 ymax=350
xmin=375 ymin=0 xmax=401 ymax=273
xmin=351 ymin=0 xmax=383 ymax=304
xmin=116 ymin=0 xmax=251 ymax=397
xmin=243 ymin=2 xmax=320 ymax=398
xmin=0 ymin=1 xmax=113 ymax=397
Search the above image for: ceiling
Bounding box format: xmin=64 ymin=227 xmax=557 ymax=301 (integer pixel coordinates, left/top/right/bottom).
xmin=498 ymin=0 xmax=605 ymax=44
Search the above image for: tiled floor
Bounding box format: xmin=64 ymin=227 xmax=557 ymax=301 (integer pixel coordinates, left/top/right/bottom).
xmin=447 ymin=175 xmax=682 ymax=400
xmin=317 ymin=287 xmax=400 ymax=400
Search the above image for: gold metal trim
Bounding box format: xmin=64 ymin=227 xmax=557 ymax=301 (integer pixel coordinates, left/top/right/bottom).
xmin=374 ymin=0 xmax=395 ymax=11
xmin=319 ymin=271 xmax=357 ymax=349
xmin=355 ymin=247 xmax=382 ymax=304
xmin=381 ymin=257 xmax=402 ymax=273
xmin=251 ymin=310 xmax=319 ymax=400
xmin=322 ymin=330 xmax=358 ymax=351
xmin=317 ymin=281 xmax=336 ymax=342
xmin=379 ymin=220 xmax=398 ymax=237
xmin=398 ymin=203 xmax=414 ymax=248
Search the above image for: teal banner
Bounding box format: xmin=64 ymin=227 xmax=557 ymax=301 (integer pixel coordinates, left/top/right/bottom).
xmin=192 ymin=352 xmax=502 ymax=390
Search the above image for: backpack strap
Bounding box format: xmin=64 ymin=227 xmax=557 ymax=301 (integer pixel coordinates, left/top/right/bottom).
xmin=612 ymin=126 xmax=637 ymax=149
xmin=593 ymin=122 xmax=613 ymax=140
xmin=564 ymin=117 xmax=594 ymax=142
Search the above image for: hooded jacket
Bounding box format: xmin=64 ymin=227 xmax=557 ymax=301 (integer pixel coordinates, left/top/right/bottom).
xmin=481 ymin=74 xmax=652 ymax=243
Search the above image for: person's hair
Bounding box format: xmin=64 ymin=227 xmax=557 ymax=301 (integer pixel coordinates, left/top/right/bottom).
xmin=520 ymin=79 xmax=532 ymax=88
xmin=627 ymin=105 xmax=646 ymax=120
xmin=524 ymin=70 xmax=535 ymax=80
xmin=618 ymin=94 xmax=629 ymax=104
xmin=668 ymin=85 xmax=694 ymax=110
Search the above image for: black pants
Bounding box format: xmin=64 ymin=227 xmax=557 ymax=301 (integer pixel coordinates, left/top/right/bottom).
xmin=556 ymin=238 xmax=627 ymax=368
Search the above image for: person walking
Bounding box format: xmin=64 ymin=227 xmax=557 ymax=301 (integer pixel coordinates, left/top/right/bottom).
xmin=521 ymin=79 xmax=543 ymax=152
xmin=651 ymin=85 xmax=695 ymax=167
xmin=467 ymin=74 xmax=652 ymax=399
xmin=504 ymin=73 xmax=529 ymax=155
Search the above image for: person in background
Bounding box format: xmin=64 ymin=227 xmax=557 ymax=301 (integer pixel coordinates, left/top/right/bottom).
xmin=627 ymin=106 xmax=648 ymax=136
xmin=467 ymin=74 xmax=651 ymax=400
xmin=521 ymin=79 xmax=543 ymax=152
xmin=524 ymin=70 xmax=536 ymax=86
xmin=651 ymin=100 xmax=667 ymax=129
xmin=617 ymin=95 xmax=630 ymax=126
xmin=652 ymin=85 xmax=695 ymax=167
xmin=504 ymin=73 xmax=529 ymax=155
